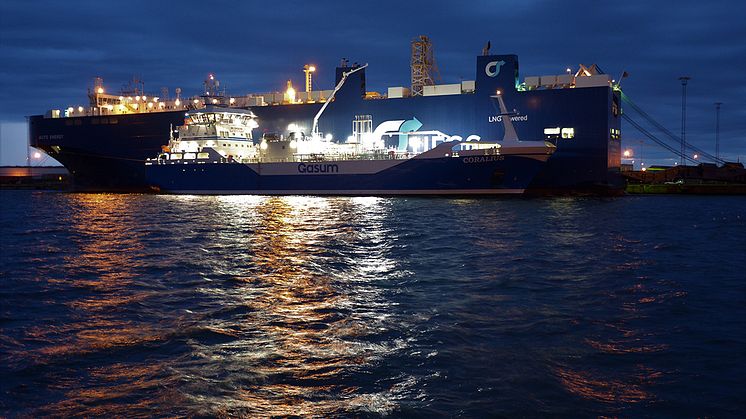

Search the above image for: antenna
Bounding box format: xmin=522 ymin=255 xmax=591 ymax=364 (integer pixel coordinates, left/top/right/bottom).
xmin=715 ymin=102 xmax=722 ymax=162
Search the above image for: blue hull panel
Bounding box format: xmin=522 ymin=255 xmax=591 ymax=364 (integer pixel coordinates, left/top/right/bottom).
xmin=146 ymin=155 xmax=545 ymax=195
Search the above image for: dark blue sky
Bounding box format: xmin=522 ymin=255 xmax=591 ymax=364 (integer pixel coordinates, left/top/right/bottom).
xmin=1 ymin=0 xmax=744 ymax=165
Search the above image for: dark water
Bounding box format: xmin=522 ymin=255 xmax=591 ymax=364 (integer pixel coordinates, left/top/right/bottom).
xmin=1 ymin=191 xmax=745 ymax=417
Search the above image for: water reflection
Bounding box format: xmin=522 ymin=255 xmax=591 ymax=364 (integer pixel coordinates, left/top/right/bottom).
xmin=548 ymin=216 xmax=682 ymax=409
xmin=6 ymin=194 xmax=719 ymax=416
xmin=16 ymin=194 xmax=170 ymax=416
xmin=157 ymin=195 xmax=408 ymax=416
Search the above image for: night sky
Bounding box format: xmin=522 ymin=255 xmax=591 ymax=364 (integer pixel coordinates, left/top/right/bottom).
xmin=1 ymin=0 xmax=744 ymax=165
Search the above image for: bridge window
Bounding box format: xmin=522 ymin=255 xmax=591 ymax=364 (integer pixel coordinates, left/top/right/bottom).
xmin=561 ymin=128 xmax=575 ymax=139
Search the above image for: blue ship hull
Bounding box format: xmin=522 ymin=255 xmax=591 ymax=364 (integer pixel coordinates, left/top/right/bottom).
xmin=146 ymin=152 xmax=548 ymax=195
xmin=29 ymin=53 xmax=624 ymax=194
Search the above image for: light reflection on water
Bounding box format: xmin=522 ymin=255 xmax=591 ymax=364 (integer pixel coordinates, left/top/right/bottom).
xmin=1 ymin=193 xmax=745 ymax=417
xmin=168 ymin=195 xmax=407 ymax=415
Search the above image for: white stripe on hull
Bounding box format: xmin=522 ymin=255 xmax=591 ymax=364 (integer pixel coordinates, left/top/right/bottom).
xmin=160 ymin=188 xmax=525 ymax=196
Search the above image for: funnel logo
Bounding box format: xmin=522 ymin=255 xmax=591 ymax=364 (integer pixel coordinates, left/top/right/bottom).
xmin=485 ymin=60 xmax=506 ymax=77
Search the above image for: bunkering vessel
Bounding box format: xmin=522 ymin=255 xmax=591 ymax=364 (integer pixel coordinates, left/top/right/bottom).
xmin=29 ymin=39 xmax=624 ymax=194
xmin=144 ymin=85 xmax=556 ymax=195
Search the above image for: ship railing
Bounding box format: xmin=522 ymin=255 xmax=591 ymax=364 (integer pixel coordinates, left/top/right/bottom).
xmin=149 ymin=150 xmax=421 ymax=166
xmin=237 ymin=151 xmax=417 ymax=163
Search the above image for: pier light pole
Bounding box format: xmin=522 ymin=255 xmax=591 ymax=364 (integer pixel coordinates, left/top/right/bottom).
xmin=679 ymin=76 xmax=691 ymax=166
xmin=715 ymin=102 xmax=723 ymax=160
xmin=639 ymin=140 xmax=644 ymax=171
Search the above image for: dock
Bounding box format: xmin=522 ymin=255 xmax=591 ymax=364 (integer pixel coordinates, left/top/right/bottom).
xmin=624 ymin=163 xmax=746 ymax=195
xmin=0 ymin=166 xmax=70 ymax=190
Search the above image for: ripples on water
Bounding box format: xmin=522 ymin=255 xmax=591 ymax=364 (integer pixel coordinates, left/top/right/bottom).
xmin=1 ymin=192 xmax=745 ymax=417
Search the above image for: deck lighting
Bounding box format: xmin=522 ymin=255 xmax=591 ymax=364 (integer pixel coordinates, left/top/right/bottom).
xmin=77 ymin=106 xmax=84 ymax=113
xmin=97 ymin=87 xmax=104 ymax=94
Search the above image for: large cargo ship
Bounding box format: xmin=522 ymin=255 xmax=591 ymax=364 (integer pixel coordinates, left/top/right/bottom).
xmin=29 ymin=40 xmax=624 ymax=194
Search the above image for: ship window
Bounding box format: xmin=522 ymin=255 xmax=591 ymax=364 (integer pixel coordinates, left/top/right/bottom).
xmin=197 ymin=152 xmax=209 ymax=159
xmin=91 ymin=118 xmax=99 ymax=125
xmin=65 ymin=120 xmax=73 ymax=126
xmin=74 ymin=120 xmax=82 ymax=126
xmin=561 ymin=128 xmax=575 ymax=139
xmin=170 ymin=153 xmax=182 ymax=160
xmin=184 ymin=152 xmax=196 ymax=159
xmin=544 ymin=127 xmax=560 ymax=135
xmin=109 ymin=118 xmax=118 ymax=124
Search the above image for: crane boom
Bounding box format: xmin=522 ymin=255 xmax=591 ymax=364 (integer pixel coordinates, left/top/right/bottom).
xmin=312 ymin=64 xmax=368 ymax=138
